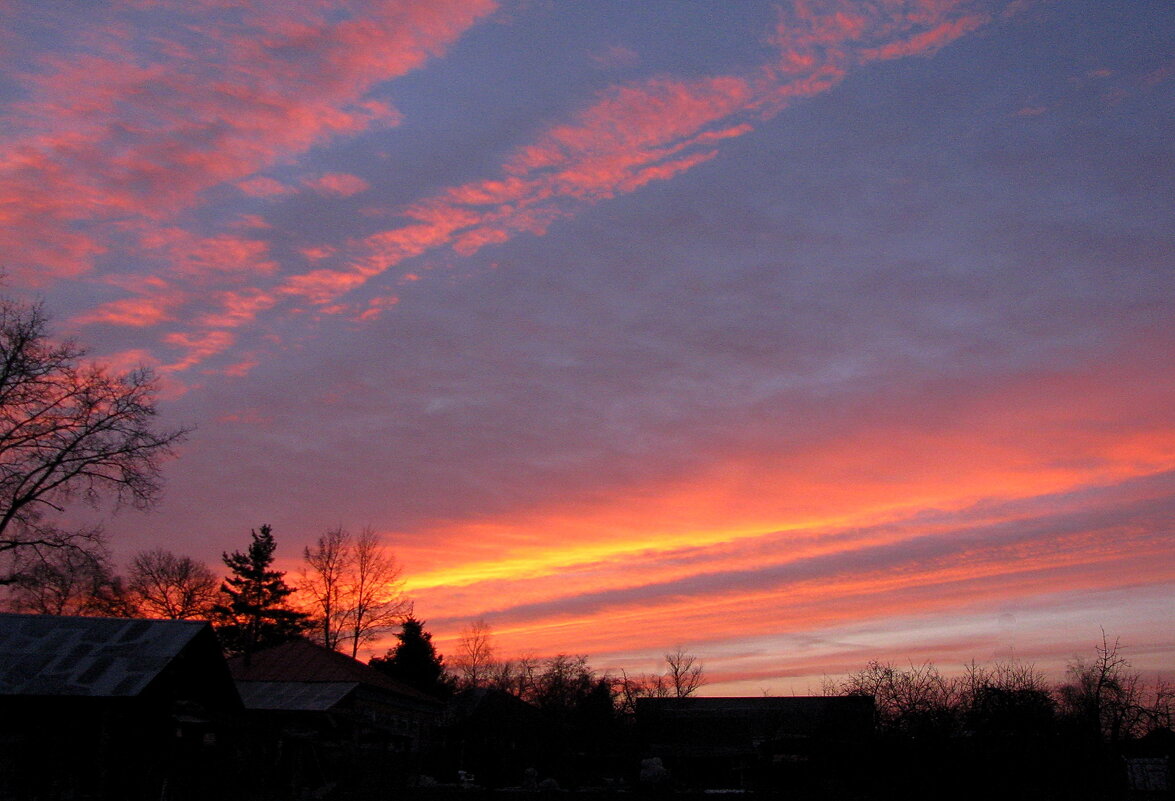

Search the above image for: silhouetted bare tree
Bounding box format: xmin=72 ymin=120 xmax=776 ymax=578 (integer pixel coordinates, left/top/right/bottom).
xmin=300 ymin=527 xmax=351 ymax=650
xmin=1060 ymin=631 xmax=1150 ymax=743
xmin=299 ymin=526 xmax=411 ymax=658
xmin=127 ymin=548 xmax=219 ymax=619
xmin=453 ymin=617 xmax=497 ymax=688
xmin=5 ymin=532 xmax=131 ymax=616
xmin=616 ymin=669 xmax=670 ymax=714
xmin=836 ymin=660 xmax=959 ymax=736
xmin=959 ymin=660 xmax=1056 ymax=740
xmin=348 ymin=527 xmax=410 ymax=658
xmin=665 ymin=647 xmax=706 ymax=697
xmin=0 ymin=295 xmax=187 ymax=586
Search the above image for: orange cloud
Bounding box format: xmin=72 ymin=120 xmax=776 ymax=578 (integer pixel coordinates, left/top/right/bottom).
xmin=390 ymin=350 xmax=1175 ymax=665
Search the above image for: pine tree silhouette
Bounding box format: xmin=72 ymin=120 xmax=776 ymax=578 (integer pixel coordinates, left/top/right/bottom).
xmin=211 ymin=524 xmax=308 ymax=657
xmin=370 ymin=615 xmax=455 ymax=697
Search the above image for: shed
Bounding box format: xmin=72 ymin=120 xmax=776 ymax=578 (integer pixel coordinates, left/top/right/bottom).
xmin=636 ymin=695 xmax=875 ymax=791
xmin=0 ymin=613 xmax=240 ymax=800
xmin=228 ymin=638 xmax=441 ymax=749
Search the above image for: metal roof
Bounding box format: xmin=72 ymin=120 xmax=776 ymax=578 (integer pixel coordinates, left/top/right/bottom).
xmin=228 ymin=638 xmax=439 ymax=703
xmin=235 ymin=680 xmax=358 ymax=711
xmin=0 ymin=613 xmax=208 ymax=697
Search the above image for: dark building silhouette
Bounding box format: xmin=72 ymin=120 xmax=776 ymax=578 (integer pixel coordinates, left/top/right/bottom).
xmin=0 ymin=613 xmax=241 ymax=800
xmin=636 ymin=695 xmax=876 ymax=791
xmin=441 ymin=687 xmax=546 ymax=787
xmin=228 ymin=638 xmax=444 ymax=793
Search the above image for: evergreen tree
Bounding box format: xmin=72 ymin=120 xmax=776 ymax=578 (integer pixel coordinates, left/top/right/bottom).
xmin=211 ymin=524 xmax=308 ymax=656
xmin=370 ymin=615 xmax=455 ymax=698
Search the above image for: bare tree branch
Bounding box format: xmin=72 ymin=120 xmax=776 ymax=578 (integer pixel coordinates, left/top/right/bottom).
xmin=0 ymin=295 xmax=188 ymax=584
xmin=127 ymin=548 xmax=219 ymax=619
xmin=300 ymin=527 xmax=352 ymax=650
xmin=665 ymin=647 xmax=706 ymax=698
xmin=347 ymin=527 xmax=411 ymax=658
xmin=453 ymin=618 xmax=496 ymax=689
xmin=298 ymin=526 xmax=411 ymax=658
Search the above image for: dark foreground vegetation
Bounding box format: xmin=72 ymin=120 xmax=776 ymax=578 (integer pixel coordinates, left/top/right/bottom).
xmin=1 ymin=610 xmax=1170 ymax=801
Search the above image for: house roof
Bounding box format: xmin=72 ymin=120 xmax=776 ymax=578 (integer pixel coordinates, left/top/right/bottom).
xmin=0 ymin=613 xmax=210 ymax=697
xmin=235 ymin=680 xmax=359 ymax=711
xmin=228 ymin=638 xmax=439 ymax=704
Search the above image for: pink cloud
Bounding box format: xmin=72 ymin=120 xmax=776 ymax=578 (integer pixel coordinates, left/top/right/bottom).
xmin=261 ymin=1 xmax=1001 ymax=318
xmin=4 ymin=0 xmax=1001 ymax=373
xmin=161 ymin=329 xmax=236 ymax=372
xmin=301 ymin=245 xmax=338 ymax=261
xmin=193 ymin=288 xmax=277 ymax=329
xmin=215 ymin=408 xmax=272 ymax=425
xmin=237 ymin=177 xmax=295 ymax=198
xmin=860 ymin=15 xmax=989 ymax=62
xmin=1142 ymin=61 xmax=1174 ymax=88
xmin=357 ymin=294 xmax=399 ymax=321
xmin=0 ymin=0 xmax=499 ymax=279
xmin=134 ymin=227 xmax=279 ymax=279
xmin=505 ymin=76 xmax=752 ymax=180
xmin=452 ymin=226 xmax=512 ymax=257
xmin=231 ymin=214 xmax=273 ymax=229
xmin=304 ymin=172 xmax=370 ymax=196
xmin=95 ymin=348 xmax=162 ymax=375
xmin=219 ymin=357 xmax=259 ymax=377
xmin=281 ymin=268 xmax=371 ymax=305
xmin=72 ymin=295 xmax=180 ymax=328
xmin=770 ymin=1 xmax=992 ymax=74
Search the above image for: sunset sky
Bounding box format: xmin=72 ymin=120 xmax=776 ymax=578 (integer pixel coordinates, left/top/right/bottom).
xmin=2 ymin=0 xmax=1172 ymax=693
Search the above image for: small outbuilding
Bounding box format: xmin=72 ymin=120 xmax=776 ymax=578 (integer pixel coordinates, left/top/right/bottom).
xmin=636 ymin=695 xmax=876 ymax=791
xmin=228 ymin=638 xmax=444 ymax=792
xmin=0 ymin=612 xmax=241 ymax=800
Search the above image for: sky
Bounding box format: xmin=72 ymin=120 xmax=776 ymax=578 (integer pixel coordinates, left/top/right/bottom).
xmin=2 ymin=0 xmax=1172 ymax=694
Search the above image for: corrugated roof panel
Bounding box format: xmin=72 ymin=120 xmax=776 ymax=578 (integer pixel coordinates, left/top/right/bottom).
xmin=0 ymin=613 xmax=207 ymax=697
xmin=235 ymin=681 xmax=357 ymax=711
xmin=227 ymin=638 xmax=438 ymax=703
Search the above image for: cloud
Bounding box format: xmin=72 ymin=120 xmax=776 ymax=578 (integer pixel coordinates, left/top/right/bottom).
xmin=0 ymin=0 xmax=498 ymax=279
xmin=220 ymin=357 xmax=260 ymax=377
xmin=136 ymin=227 xmax=279 ymax=279
xmin=381 ymin=336 xmax=1175 ymax=658
xmin=303 ymin=172 xmax=370 ymax=197
xmin=161 ymin=329 xmax=236 ymax=371
xmin=258 ymin=0 xmax=1003 ymax=328
xmin=588 ymin=44 xmax=640 ymax=70
xmin=238 ymin=177 xmax=296 ymax=198
xmin=72 ymin=295 xmax=180 ymax=328
xmin=422 ymin=483 xmax=1175 ymax=659
xmin=3 ymin=0 xmax=1005 ymax=372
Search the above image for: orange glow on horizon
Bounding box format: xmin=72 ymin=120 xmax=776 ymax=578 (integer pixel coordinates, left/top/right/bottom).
xmin=377 ymin=356 xmax=1175 ymax=679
